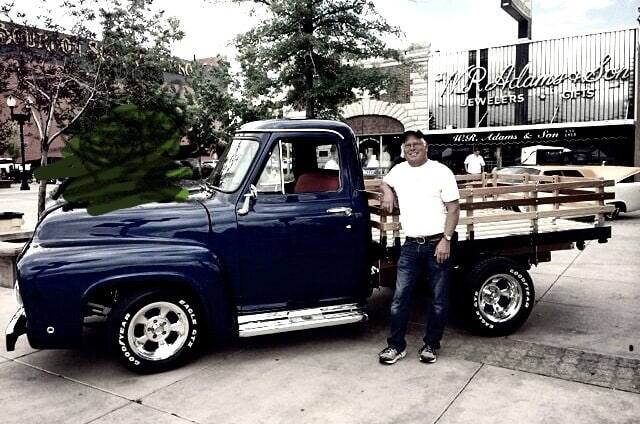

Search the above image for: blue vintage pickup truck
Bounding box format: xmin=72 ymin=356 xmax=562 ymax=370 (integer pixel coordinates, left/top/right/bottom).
xmin=6 ymin=119 xmax=612 ymax=373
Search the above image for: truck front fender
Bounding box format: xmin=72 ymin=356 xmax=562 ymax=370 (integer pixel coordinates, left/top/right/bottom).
xmin=81 ymin=244 xmax=236 ymax=341
xmin=19 ymin=241 xmax=235 ymax=349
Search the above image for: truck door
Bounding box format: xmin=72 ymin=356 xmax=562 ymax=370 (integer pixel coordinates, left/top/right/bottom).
xmin=236 ymin=133 xmax=366 ymax=311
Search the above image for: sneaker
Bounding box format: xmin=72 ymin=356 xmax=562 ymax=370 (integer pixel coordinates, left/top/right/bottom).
xmin=379 ymin=346 xmax=407 ymax=365
xmin=419 ymin=345 xmax=437 ymax=363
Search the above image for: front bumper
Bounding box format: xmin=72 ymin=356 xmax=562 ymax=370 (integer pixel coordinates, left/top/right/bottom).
xmin=5 ymin=307 xmax=27 ymax=351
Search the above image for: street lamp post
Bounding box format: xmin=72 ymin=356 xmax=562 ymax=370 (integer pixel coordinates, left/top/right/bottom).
xmin=5 ymin=95 xmax=31 ymax=191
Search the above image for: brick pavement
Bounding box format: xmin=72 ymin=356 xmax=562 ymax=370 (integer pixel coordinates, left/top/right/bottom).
xmin=442 ymin=331 xmax=640 ymax=394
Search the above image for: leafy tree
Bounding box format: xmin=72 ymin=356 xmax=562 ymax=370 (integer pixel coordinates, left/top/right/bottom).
xmin=1 ymin=0 xmax=184 ymax=215
xmin=184 ymin=57 xmax=278 ymax=161
xmin=227 ymin=0 xmax=403 ymax=118
xmin=184 ymin=59 xmax=236 ymax=160
xmin=0 ymin=121 xmax=19 ymax=159
xmin=34 ymin=104 xmax=191 ymax=216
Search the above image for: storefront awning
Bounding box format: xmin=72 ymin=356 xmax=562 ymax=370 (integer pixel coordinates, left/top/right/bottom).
xmin=424 ymin=120 xmax=634 ymax=147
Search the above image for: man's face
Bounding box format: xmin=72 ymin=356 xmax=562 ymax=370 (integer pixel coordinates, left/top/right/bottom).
xmin=404 ymin=135 xmax=428 ymax=166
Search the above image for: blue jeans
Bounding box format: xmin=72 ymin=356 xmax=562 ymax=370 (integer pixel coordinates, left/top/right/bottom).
xmin=387 ymin=239 xmax=450 ymax=352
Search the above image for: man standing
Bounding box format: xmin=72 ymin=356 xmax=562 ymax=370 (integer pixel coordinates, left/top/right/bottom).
xmin=323 ymin=145 xmax=339 ymax=170
xmin=378 ymin=130 xmax=460 ymax=365
xmin=464 ymin=148 xmax=485 ymax=174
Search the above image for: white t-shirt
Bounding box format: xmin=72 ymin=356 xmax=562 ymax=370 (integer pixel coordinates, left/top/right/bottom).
xmin=366 ymin=156 xmax=379 ymax=168
xmin=383 ymin=160 xmax=460 ymax=237
xmin=324 ymin=159 xmax=339 ymax=170
xmin=464 ymin=154 xmax=485 ymax=174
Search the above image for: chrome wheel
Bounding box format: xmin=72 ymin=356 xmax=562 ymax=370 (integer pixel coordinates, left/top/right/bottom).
xmin=478 ymin=274 xmax=523 ymax=323
xmin=128 ymin=301 xmax=189 ymax=361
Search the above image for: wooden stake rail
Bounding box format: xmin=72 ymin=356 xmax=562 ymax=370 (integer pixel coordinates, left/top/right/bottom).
xmin=365 ymin=172 xmax=615 ymax=241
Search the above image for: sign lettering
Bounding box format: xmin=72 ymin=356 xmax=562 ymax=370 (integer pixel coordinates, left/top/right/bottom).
xmin=0 ymin=21 xmax=192 ymax=76
xmin=438 ymin=54 xmax=629 ymax=99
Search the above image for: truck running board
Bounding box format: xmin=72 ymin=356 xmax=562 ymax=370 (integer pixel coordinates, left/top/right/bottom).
xmin=237 ymin=303 xmax=367 ymax=337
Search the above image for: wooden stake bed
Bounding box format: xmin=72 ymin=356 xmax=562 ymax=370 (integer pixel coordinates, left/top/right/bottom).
xmin=364 ymin=171 xmax=614 ymax=246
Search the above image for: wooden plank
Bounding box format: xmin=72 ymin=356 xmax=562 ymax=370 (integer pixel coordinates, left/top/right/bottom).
xmin=459 ymin=192 xmax=615 ymax=210
xmin=458 ymin=179 xmax=613 ymax=197
xmin=364 ymin=180 xmax=381 ymax=189
xmin=375 ymin=221 xmax=401 ymax=231
xmin=455 ymin=174 xmax=484 ymax=182
xmin=458 ymin=205 xmax=615 ymax=225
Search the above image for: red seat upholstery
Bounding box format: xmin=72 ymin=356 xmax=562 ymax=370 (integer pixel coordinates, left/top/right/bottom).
xmin=293 ymin=170 xmax=339 ymax=193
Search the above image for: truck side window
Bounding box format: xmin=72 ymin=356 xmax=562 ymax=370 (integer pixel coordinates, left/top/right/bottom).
xmin=256 ymin=142 xmax=284 ymax=193
xmin=255 ymin=140 xmax=341 ymax=194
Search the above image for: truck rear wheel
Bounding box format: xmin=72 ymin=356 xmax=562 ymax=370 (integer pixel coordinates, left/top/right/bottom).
xmin=463 ymin=257 xmax=534 ymax=336
xmin=109 ymin=290 xmax=202 ymax=373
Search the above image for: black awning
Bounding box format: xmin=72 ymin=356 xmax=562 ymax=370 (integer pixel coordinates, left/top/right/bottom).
xmin=425 ymin=123 xmax=634 ymax=147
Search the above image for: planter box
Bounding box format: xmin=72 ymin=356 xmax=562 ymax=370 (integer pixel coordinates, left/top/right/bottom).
xmin=0 ymin=212 xmax=24 ymax=232
xmin=0 ymin=241 xmax=25 ymax=288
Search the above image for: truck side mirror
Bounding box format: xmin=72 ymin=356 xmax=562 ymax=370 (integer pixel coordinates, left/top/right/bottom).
xmin=237 ymin=184 xmax=257 ymax=216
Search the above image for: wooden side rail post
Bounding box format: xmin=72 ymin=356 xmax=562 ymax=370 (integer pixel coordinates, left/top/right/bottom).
xmin=481 ymin=172 xmax=487 ymax=202
xmin=392 ymin=214 xmax=400 ymax=248
xmin=492 ymin=171 xmax=498 ymax=201
xmin=466 ymin=193 xmax=474 ymax=240
xmin=531 ymin=183 xmax=539 ymax=234
xmin=596 ymin=178 xmax=605 ymax=226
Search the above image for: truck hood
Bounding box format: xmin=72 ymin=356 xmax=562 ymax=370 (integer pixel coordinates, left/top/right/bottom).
xmin=33 ymin=200 xmax=210 ymax=246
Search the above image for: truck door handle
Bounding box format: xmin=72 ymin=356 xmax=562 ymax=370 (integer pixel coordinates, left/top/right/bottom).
xmin=326 ymin=207 xmax=352 ymax=217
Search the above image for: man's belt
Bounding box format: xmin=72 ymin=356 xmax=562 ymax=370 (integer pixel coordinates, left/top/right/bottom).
xmin=405 ymin=234 xmax=443 ymax=244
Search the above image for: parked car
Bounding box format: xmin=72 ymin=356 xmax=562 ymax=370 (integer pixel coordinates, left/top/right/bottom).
xmin=200 ymin=159 xmax=219 ymax=179
xmin=495 ymin=165 xmax=640 ymax=219
xmin=0 ymin=158 xmax=14 ymax=177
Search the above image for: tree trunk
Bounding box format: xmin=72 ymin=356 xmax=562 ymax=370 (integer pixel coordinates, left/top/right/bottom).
xmin=303 ymin=1 xmax=315 ymax=119
xmin=37 ymin=144 xmax=49 ymax=218
xmin=305 ymin=63 xmax=315 ymax=118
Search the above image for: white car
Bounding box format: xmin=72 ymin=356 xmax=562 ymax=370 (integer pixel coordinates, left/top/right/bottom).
xmin=0 ymin=158 xmax=14 ymax=175
xmin=495 ymin=165 xmax=640 ymax=219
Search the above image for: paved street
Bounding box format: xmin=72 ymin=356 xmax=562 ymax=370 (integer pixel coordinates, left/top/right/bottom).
xmin=0 ymin=187 xmax=639 ymax=423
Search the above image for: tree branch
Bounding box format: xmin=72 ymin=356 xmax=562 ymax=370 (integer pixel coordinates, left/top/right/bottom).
xmin=47 ymin=91 xmax=94 ymax=145
xmin=23 ymin=78 xmax=51 ymax=102
xmin=30 ymin=106 xmax=45 ymax=143
xmin=47 ymin=61 xmax=102 ymax=146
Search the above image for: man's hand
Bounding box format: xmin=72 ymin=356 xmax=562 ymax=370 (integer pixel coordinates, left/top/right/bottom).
xmin=379 ymin=183 xmax=395 ymax=214
xmin=434 ymin=239 xmax=450 ymax=264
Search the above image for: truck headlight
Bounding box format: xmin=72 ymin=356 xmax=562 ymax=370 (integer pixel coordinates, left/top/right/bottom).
xmin=14 ymin=280 xmax=22 ymax=306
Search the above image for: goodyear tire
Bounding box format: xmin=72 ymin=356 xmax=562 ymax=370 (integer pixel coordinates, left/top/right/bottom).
xmin=109 ymin=290 xmax=202 ymax=373
xmin=463 ymin=257 xmax=534 ymax=336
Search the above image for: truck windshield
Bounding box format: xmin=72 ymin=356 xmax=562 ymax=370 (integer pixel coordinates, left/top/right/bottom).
xmin=207 ymin=137 xmax=260 ymax=192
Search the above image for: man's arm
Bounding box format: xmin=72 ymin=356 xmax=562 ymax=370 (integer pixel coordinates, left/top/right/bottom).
xmin=435 ymin=199 xmax=460 ymax=263
xmin=379 ymin=182 xmax=396 ymax=214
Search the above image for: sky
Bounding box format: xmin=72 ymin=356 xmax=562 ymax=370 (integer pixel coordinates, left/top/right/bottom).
xmin=153 ymin=0 xmax=639 ymax=60
xmin=5 ymin=0 xmax=639 ymax=60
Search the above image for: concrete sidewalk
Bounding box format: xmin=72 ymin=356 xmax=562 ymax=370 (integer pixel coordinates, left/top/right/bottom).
xmin=0 ymin=201 xmax=638 ymax=422
xmin=0 ymin=182 xmax=56 ymax=230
